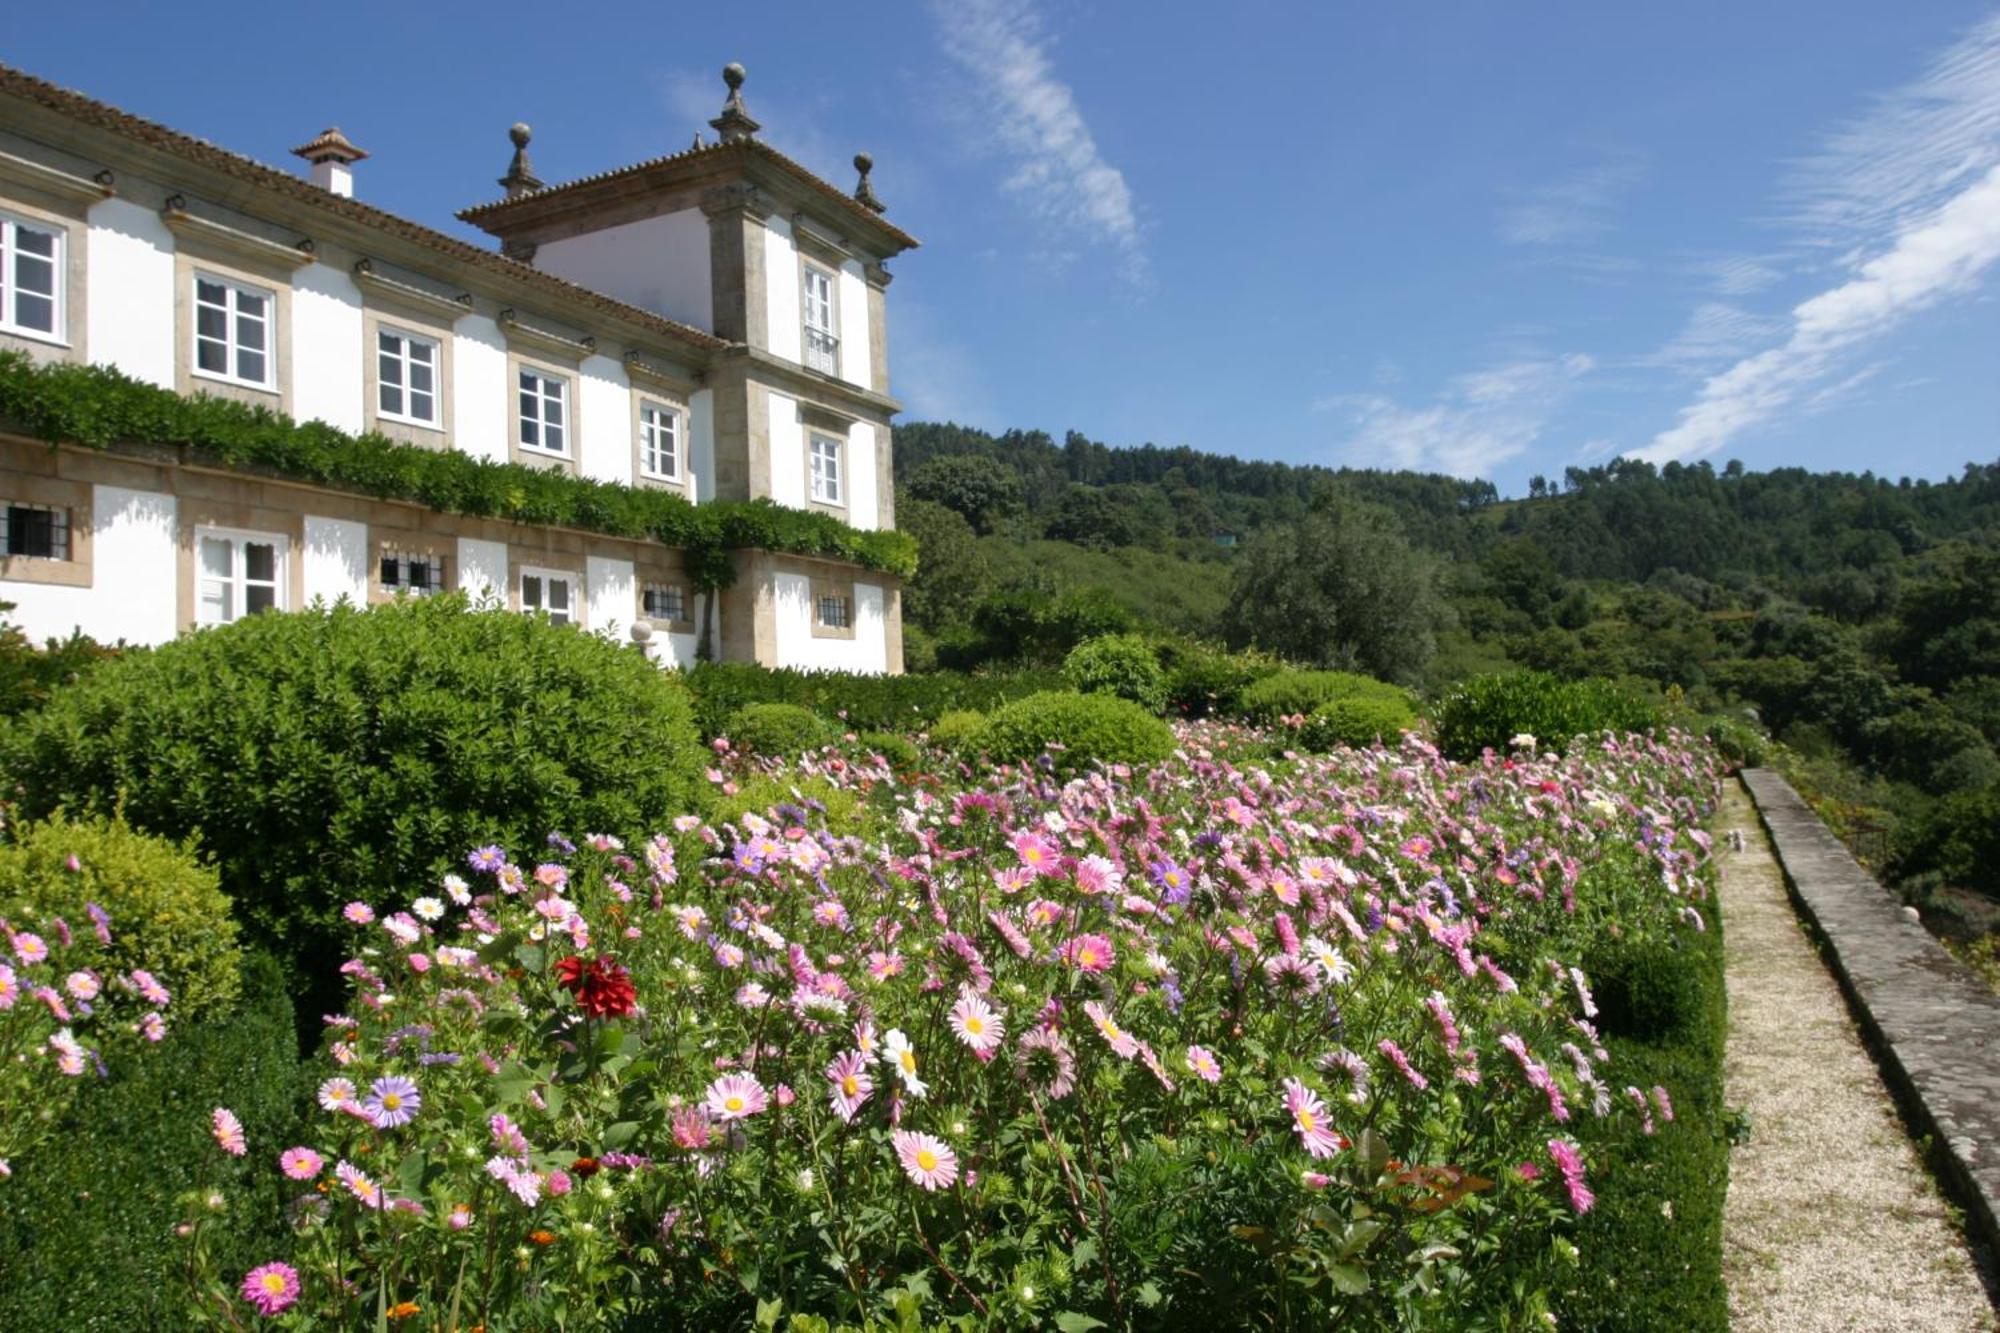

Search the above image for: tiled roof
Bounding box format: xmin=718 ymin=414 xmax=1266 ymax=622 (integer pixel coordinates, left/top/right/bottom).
xmin=0 ymin=64 xmax=727 ymax=354
xmin=457 ymin=136 xmax=921 ymax=254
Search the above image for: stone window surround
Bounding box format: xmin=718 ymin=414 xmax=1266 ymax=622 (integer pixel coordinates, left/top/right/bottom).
xmin=0 ymin=194 xmax=80 ymax=353
xmin=361 ymin=298 xmax=455 ymax=449
xmin=796 ymin=399 xmax=854 ymax=521
xmin=508 ymin=546 xmax=586 ymax=620
xmin=173 ymin=246 xmax=294 ymax=416
xmin=793 ymin=225 xmax=846 ymax=379
xmin=630 ymin=392 xmax=690 ymax=494
xmin=367 ymin=516 xmax=454 ymax=605
xmin=810 ymin=571 xmax=856 ymax=641
xmin=177 ymin=504 xmax=303 ymax=632
xmin=506 ymin=346 xmax=579 ymax=475
xmin=636 ymin=570 xmax=696 ymax=635
xmin=0 ymin=470 xmax=91 ymax=588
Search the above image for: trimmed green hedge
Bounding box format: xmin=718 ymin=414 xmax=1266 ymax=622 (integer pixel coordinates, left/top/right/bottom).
xmin=1432 ymin=671 xmax=1662 ymax=761
xmin=926 ymin=709 xmax=987 ymax=751
xmin=1294 ymin=693 xmax=1417 ymax=751
xmin=683 ymin=662 xmax=1062 ymax=738
xmin=968 ymin=690 xmax=1177 ymax=774
xmin=0 ymin=953 xmax=302 ymax=1331
xmin=1062 ymin=633 xmax=1170 ymax=713
xmin=0 ymin=352 xmax=914 ymax=586
xmin=1238 ymin=669 xmax=1409 ymax=725
xmin=726 ymin=702 xmax=834 ymax=757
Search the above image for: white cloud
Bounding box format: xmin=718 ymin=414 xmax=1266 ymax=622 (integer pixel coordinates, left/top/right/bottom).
xmin=1497 ymin=154 xmax=1646 ymax=246
xmin=1642 ymin=302 xmax=1786 ymax=374
xmin=1314 ymin=354 xmax=1594 ymax=478
xmin=931 ymin=0 xmax=1146 ymax=283
xmin=1690 ymin=253 xmax=1785 ymax=296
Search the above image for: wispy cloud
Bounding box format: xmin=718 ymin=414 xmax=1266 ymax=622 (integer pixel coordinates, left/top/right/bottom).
xmin=1641 ymin=302 xmax=1786 ymax=374
xmin=1497 ymin=153 xmax=1646 ymax=246
xmin=931 ymin=0 xmax=1147 ymax=283
xmin=1314 ymin=354 xmax=1595 ymax=478
xmin=1689 ymin=253 xmax=1785 ymax=296
xmin=1641 ymin=16 xmax=2000 ymax=464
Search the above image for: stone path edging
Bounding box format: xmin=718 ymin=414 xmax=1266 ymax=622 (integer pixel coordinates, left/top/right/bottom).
xmin=1741 ymin=767 xmax=2000 ymax=1268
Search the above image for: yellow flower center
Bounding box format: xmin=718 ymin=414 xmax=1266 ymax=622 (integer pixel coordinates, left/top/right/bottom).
xmin=965 ymin=1016 xmax=984 ymax=1034
xmin=382 ymin=1093 xmax=402 ymax=1110
xmin=724 ymin=1095 xmax=745 ymax=1113
xmin=260 ymin=1273 xmax=287 ymax=1294
xmin=1080 ymin=949 xmax=1098 ymax=966
xmin=1297 ymin=1108 xmax=1317 ymax=1133
xmin=916 ymin=1149 xmax=938 ymax=1172
xmin=900 ymin=1051 xmax=917 ymax=1074
xmin=841 ymin=1075 xmax=859 ymax=1096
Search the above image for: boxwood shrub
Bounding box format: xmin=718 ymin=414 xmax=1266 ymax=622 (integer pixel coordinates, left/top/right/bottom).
xmin=1155 ymin=639 xmax=1283 ymax=719
xmin=2 ymin=595 xmax=706 ymax=1011
xmin=1295 ymin=693 xmax=1417 ymax=752
xmin=968 ymin=690 xmax=1176 ymax=774
xmin=0 ymin=811 xmax=241 ymax=1015
xmin=1431 ymin=671 xmax=1662 ymax=760
xmin=925 ymin=709 xmax=987 ymax=751
xmin=1062 ymin=634 xmax=1170 ymax=714
xmin=683 ymin=662 xmax=1061 ymax=738
xmin=725 ymin=702 xmax=833 ymax=758
xmin=854 ymin=730 xmax=922 ymax=772
xmin=1238 ymin=669 xmax=1410 ymax=725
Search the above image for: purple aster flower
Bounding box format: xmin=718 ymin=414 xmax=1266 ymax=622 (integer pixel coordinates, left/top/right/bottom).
xmin=363 ymin=1075 xmax=421 ymax=1128
xmin=468 ymin=845 xmax=506 ymax=873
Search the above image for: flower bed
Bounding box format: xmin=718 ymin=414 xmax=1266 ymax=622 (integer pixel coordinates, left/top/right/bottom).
xmin=174 ymin=724 xmax=1723 ymax=1328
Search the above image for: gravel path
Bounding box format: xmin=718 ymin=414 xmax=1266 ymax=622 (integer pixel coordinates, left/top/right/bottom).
xmin=1720 ymin=783 xmax=1997 ymax=1332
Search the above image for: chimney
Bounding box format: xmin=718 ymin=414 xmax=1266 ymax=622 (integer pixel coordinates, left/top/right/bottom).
xmin=291 ymin=127 xmax=368 ymax=198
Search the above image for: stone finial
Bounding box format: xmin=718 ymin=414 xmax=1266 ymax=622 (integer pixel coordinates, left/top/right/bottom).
xmin=499 ymin=122 xmax=544 ymax=199
xmin=853 ymin=152 xmax=885 ymax=213
xmin=710 ymin=62 xmax=762 ymax=143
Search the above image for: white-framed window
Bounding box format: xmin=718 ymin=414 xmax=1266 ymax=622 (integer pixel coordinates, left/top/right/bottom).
xmin=380 ymin=550 xmax=445 ymax=596
xmin=802 ymin=263 xmax=838 ymax=374
xmin=520 ymin=568 xmax=576 ymax=626
xmin=809 ymin=433 xmax=843 ymax=506
xmin=377 ymin=328 xmax=440 ymax=426
xmin=193 ymin=273 xmax=274 ymax=388
xmin=196 ymin=529 xmax=285 ymax=625
xmin=0 ymin=213 xmax=63 ymax=342
xmin=816 ymin=593 xmax=853 ymax=630
xmin=641 ymin=582 xmax=686 ymax=623
xmin=518 ymin=369 xmax=568 ymax=456
xmin=2 ymin=501 xmax=69 ymax=560
xmin=639 ymin=402 xmax=681 ymax=481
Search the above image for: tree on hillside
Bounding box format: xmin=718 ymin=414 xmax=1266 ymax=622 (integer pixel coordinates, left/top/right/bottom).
xmin=904 ymin=455 xmax=1024 ymax=534
xmin=1222 ymin=491 xmax=1445 ymax=684
xmin=897 ymin=497 xmax=989 ymax=632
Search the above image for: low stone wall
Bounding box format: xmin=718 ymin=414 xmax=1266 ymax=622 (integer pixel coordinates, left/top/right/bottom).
xmin=1741 ymin=768 xmax=2000 ymax=1267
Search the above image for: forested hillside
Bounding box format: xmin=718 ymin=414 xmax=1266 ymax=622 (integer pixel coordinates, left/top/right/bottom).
xmin=895 ymin=419 xmax=2000 ymax=939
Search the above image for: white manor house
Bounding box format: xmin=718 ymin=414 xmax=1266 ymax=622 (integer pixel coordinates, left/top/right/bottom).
xmin=0 ymin=62 xmax=915 ymax=672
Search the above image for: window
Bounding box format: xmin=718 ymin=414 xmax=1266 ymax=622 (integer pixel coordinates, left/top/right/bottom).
xmin=639 ymin=402 xmax=681 ymax=480
xmin=380 ymin=551 xmax=445 ymax=596
xmin=520 ymin=569 xmax=575 ymax=626
xmin=377 ymin=329 xmax=439 ymax=426
xmin=642 ymin=582 xmax=686 ymax=623
xmin=2 ymin=502 xmax=68 ymax=560
xmin=518 ymin=369 xmax=568 ymax=455
xmin=194 ymin=274 xmax=274 ymax=388
xmin=809 ymin=433 xmax=843 ymax=506
xmin=197 ymin=531 xmax=284 ymax=625
xmin=802 ymin=264 xmax=838 ymax=374
xmin=816 ymin=593 xmax=853 ymax=630
xmin=0 ymin=214 xmax=62 ymax=341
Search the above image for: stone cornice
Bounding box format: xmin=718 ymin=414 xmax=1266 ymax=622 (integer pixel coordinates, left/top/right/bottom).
xmin=351 ymin=259 xmax=473 ymax=320
xmin=729 ymin=344 xmax=901 ymax=420
xmin=0 ymin=146 xmax=114 ymax=205
xmin=160 ymin=194 xmax=316 ymax=270
xmin=498 ymin=308 xmax=596 ymax=360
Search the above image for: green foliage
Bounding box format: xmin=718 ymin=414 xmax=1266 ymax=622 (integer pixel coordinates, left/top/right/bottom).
xmin=853 ymin=730 xmax=921 ymax=772
xmin=1294 ymin=694 xmax=1417 ymax=751
xmin=1222 ymin=491 xmax=1446 ymax=685
xmin=682 ymin=662 xmax=1060 ymax=738
xmin=1889 ymin=779 xmax=2000 ymax=900
xmin=969 ymin=690 xmax=1176 ymax=773
xmin=0 ymin=605 xmax=118 ymax=719
xmin=1238 ymin=669 xmax=1410 ymax=725
xmin=1154 ymin=639 xmax=1282 ymax=719
xmin=926 ymin=709 xmax=987 ymax=750
xmin=0 ymin=811 xmax=241 ymax=1014
xmin=1432 ymin=671 xmax=1662 ymax=760
xmin=0 ymin=352 xmax=915 ymax=585
xmin=1062 ymin=634 xmax=1169 ymax=713
xmin=0 ymin=953 xmax=301 ymax=1331
xmin=897 ymin=497 xmax=988 ymax=636
xmin=726 ymin=703 xmax=834 ymax=758
xmin=940 ymin=584 xmax=1141 ymax=669
xmin=1695 ymin=713 xmax=1770 ymax=769
xmin=2 ymin=596 xmax=705 ymax=1007
xmin=903 ymin=454 xmax=1023 ymax=534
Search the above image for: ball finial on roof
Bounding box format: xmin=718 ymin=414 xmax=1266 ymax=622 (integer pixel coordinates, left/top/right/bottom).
xmin=711 ymin=62 xmax=761 ymax=142
xmin=853 ymin=152 xmax=885 ymax=213
xmin=509 ymin=123 xmax=532 ymax=149
xmin=723 ymin=62 xmax=747 ymax=91
xmin=499 ymin=122 xmax=544 ymax=199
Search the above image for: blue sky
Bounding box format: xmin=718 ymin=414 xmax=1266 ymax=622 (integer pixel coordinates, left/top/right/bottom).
xmin=13 ymin=2 xmax=2000 ymax=494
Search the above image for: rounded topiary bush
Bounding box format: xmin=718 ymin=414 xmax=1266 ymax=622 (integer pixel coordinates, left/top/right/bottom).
xmin=1295 ymin=694 xmax=1417 ymax=752
xmin=726 ymin=702 xmax=833 ymax=757
xmin=1431 ymin=671 xmax=1661 ymax=761
xmin=855 ymin=730 xmax=921 ymax=771
xmin=1238 ymin=669 xmax=1408 ymax=724
xmin=1 ymin=595 xmax=705 ymax=1002
xmin=0 ymin=811 xmax=241 ymax=1014
xmin=1062 ymin=634 xmax=1169 ymax=713
xmin=926 ymin=709 xmax=987 ymax=751
xmin=1157 ymin=640 xmax=1279 ymax=718
xmin=970 ymin=690 xmax=1176 ymax=773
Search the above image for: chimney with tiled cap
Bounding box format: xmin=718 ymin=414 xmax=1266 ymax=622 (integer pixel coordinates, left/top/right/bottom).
xmin=710 ymin=63 xmax=761 ymax=143
xmin=291 ymin=127 xmax=367 ymax=198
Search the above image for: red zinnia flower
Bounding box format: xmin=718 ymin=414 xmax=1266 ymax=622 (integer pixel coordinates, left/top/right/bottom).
xmin=553 ymin=955 xmax=638 ymax=1019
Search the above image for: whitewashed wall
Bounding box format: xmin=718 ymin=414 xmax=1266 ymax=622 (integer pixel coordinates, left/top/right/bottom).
xmin=292 ymin=266 xmax=364 ymax=431
xmin=302 ymin=515 xmax=367 ymax=606
xmin=846 ymin=421 xmax=878 ymax=530
xmin=763 ymin=216 xmax=800 ymax=363
xmin=837 ymin=259 xmax=871 ymax=390
xmin=586 ymin=554 xmax=631 ymax=637
xmin=577 ymin=355 xmax=630 ymax=485
xmin=2 ymin=484 xmax=177 ymax=645
xmin=772 ymin=572 xmax=887 ymax=673
xmin=453 ymin=315 xmax=508 ymax=464
xmin=85 ymin=198 xmax=173 ymax=387
xmin=456 ymin=537 xmax=507 ymax=606
xmin=766 ymin=390 xmax=803 ymax=507
xmin=658 ymin=592 xmax=706 ymax=670
xmin=533 ymin=209 xmax=712 ymax=331
xmin=688 ymin=388 xmax=715 ymax=503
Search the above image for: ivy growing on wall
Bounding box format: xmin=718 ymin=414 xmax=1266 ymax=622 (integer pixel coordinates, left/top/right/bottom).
xmin=0 ymin=353 xmax=917 ymax=588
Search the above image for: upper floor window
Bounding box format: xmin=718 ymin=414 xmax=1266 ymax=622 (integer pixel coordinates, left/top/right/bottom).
xmin=518 ymin=369 xmax=568 ymax=456
xmin=197 ymin=530 xmax=284 ymax=625
xmin=194 ymin=274 xmax=274 ymax=389
xmin=809 ymin=433 xmax=843 ymax=506
xmin=802 ymin=264 xmax=838 ymax=375
xmin=0 ymin=214 xmax=62 ymax=342
xmin=377 ymin=329 xmax=439 ymax=426
xmin=639 ymin=402 xmax=681 ymax=481
xmin=3 ymin=502 xmax=69 ymax=560
xmin=520 ymin=568 xmax=575 ymax=626
xmin=380 ymin=550 xmax=445 ymax=597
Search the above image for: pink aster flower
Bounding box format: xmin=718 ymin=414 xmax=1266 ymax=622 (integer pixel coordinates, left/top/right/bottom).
xmin=1011 ymin=832 xmax=1060 ymax=877
xmin=11 ymin=931 xmax=48 ymax=965
xmin=670 ymin=1104 xmax=716 ymax=1152
xmin=335 ymin=1159 xmax=384 ymax=1208
xmin=212 ymin=1107 xmax=247 ymax=1156
xmin=1547 ymin=1138 xmax=1594 ymax=1213
xmin=240 ymin=1261 xmax=300 ymax=1317
xmin=1282 ymin=1078 xmax=1344 ymax=1159
xmin=1060 ymin=933 xmax=1115 ymax=974
xmin=316 ymin=1077 xmax=358 ymax=1114
xmin=1016 ymin=1025 xmax=1078 ymax=1099
xmin=341 ymin=902 xmax=374 ymax=926
xmin=1074 ymin=854 xmax=1118 ymax=896
xmin=703 ymin=1071 xmax=769 ymax=1122
xmin=0 ymin=963 xmax=17 ymax=1010
xmin=364 ymin=1075 xmax=421 ymax=1128
xmin=892 ymin=1129 xmax=960 ymax=1190
xmin=1378 ymin=1039 xmax=1429 ymax=1090
xmin=138 ymin=1011 xmax=166 ymax=1043
xmin=825 ymin=1049 xmax=873 ymax=1123
xmin=948 ymin=992 xmax=1006 ymax=1055
xmin=1083 ymin=999 xmax=1140 ymax=1059
xmin=1186 ymin=1045 xmax=1222 ymax=1083
xmin=489 ymin=1112 xmax=531 ymax=1156
xmin=130 ymin=969 xmax=170 ymax=1006
xmin=279 ymin=1147 xmax=323 ymax=1181
xmin=64 ymin=970 xmax=100 ymax=1002
xmin=448 ymin=1203 xmax=475 ymax=1230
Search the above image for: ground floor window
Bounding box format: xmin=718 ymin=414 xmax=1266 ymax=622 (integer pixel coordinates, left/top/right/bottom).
xmin=3 ymin=502 xmax=69 ymax=560
xmin=380 ymin=551 xmax=446 ymax=596
xmin=197 ymin=530 xmax=284 ymax=625
xmin=520 ymin=568 xmax=576 ymax=626
xmin=816 ymin=592 xmax=853 ymax=630
xmin=642 ymin=582 xmax=686 ymax=623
